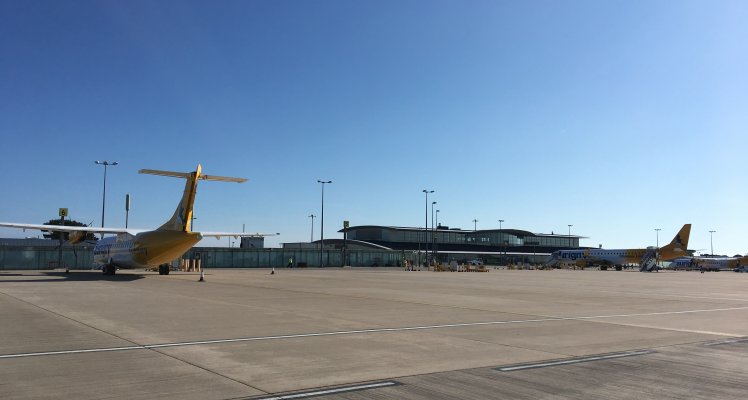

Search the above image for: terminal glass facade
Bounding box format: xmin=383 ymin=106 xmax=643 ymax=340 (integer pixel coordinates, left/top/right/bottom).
xmin=346 ymin=226 xmax=579 ymax=250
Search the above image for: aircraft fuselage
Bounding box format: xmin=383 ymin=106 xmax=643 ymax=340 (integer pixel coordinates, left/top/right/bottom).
xmin=93 ymin=230 xmax=202 ymax=269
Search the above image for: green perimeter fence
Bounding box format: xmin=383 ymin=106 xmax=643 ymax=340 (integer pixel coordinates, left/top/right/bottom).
xmin=0 ymin=246 xmax=404 ymax=270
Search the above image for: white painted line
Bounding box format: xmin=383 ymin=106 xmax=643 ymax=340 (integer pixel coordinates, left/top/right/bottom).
xmin=498 ymin=350 xmax=654 ymax=371
xmin=259 ymin=381 xmax=398 ymax=399
xmin=0 ymin=345 xmax=146 ymax=359
xmin=704 ymin=337 xmax=748 ymax=346
xmin=1 ymin=306 xmax=746 ymax=360
xmin=563 ymin=306 xmax=748 ymax=321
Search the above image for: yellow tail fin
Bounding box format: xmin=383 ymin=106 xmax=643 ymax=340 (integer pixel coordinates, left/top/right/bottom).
xmin=659 ymin=224 xmax=691 ymax=260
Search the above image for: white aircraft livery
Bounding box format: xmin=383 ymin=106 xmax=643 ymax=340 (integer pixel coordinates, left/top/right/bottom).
xmin=669 ymin=255 xmax=748 ymax=272
xmin=544 ymin=224 xmax=691 ymax=271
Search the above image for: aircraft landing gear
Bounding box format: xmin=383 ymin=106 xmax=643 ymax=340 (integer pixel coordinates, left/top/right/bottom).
xmin=158 ymin=264 xmax=170 ymax=275
xmin=102 ymin=264 xmax=116 ymax=275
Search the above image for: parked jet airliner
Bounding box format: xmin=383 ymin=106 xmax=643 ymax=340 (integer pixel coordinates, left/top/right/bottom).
xmin=0 ymin=164 xmax=274 ymax=275
xmin=544 ymin=224 xmax=691 ymax=271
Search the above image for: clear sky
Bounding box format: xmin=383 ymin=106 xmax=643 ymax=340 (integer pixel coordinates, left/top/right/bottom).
xmin=1 ymin=0 xmax=746 ymax=255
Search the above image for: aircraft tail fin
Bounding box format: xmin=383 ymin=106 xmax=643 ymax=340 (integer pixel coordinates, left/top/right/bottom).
xmin=139 ymin=164 xmax=247 ymax=232
xmin=659 ymin=224 xmax=691 ymax=260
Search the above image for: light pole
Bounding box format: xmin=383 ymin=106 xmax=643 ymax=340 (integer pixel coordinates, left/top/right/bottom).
xmin=473 ymin=219 xmax=478 ymax=231
xmin=309 ymin=214 xmax=316 ymax=243
xmin=422 ymin=189 xmax=433 ymax=265
xmin=568 ymin=224 xmax=573 ymax=249
xmin=498 ymin=219 xmax=504 ymax=259
xmin=709 ymin=230 xmax=716 ymax=255
xmin=94 ymin=160 xmax=118 ymax=238
xmin=433 ymin=210 xmax=439 ymax=264
xmin=655 ymin=228 xmax=661 ymax=266
xmin=431 ymin=201 xmax=437 ymax=261
xmin=318 ymin=180 xmax=332 ymax=267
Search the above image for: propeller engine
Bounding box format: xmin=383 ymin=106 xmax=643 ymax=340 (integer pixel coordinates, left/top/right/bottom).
xmin=68 ymin=231 xmax=89 ymax=244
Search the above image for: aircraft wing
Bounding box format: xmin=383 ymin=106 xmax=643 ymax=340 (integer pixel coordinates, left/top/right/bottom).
xmin=198 ymin=231 xmax=278 ymax=239
xmin=0 ymin=222 xmax=134 ymax=235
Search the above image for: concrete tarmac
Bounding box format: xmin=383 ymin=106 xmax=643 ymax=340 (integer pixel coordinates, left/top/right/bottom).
xmin=0 ymin=268 xmax=746 ymax=399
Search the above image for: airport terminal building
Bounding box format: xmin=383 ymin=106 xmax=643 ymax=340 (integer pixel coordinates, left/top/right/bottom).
xmin=337 ymin=225 xmax=581 ymax=264
xmin=282 ymin=225 xmax=583 ymax=265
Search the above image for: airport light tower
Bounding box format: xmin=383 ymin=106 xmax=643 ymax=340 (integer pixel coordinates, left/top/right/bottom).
xmin=94 ymin=160 xmax=118 ymax=238
xmin=498 ymin=219 xmax=504 ymax=253
xmin=431 ymin=201 xmax=437 ymax=259
xmin=318 ymin=180 xmax=332 ymax=267
xmin=435 ymin=209 xmax=440 ymax=261
xmin=473 ymin=219 xmax=478 ymax=231
xmin=709 ymin=230 xmax=716 ymax=255
xmin=568 ymin=224 xmax=573 ymax=249
xmin=655 ymin=228 xmax=661 ymax=266
xmin=422 ymin=189 xmax=434 ymax=264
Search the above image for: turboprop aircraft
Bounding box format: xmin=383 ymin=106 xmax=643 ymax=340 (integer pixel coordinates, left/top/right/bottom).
xmin=544 ymin=224 xmax=691 ymax=272
xmin=0 ymin=164 xmax=274 ymax=275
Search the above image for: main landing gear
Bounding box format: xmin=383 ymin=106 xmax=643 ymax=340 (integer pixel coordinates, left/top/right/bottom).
xmin=158 ymin=264 xmax=170 ymax=275
xmin=102 ymin=264 xmax=116 ymax=275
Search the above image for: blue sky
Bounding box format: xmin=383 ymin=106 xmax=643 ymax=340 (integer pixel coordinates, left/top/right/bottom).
xmin=1 ymin=0 xmax=746 ymax=255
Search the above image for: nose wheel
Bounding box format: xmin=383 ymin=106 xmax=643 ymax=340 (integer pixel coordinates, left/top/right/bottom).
xmin=158 ymin=264 xmax=170 ymax=275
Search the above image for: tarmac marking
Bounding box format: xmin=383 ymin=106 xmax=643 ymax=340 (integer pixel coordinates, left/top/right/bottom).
xmin=703 ymin=337 xmax=748 ymax=346
xmin=497 ymin=350 xmax=654 ymax=371
xmin=255 ymin=381 xmax=398 ymax=399
xmin=1 ymin=306 xmax=746 ymax=360
xmin=626 ymin=293 xmax=748 ymax=303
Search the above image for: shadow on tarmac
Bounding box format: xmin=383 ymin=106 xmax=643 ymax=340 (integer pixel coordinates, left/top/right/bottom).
xmin=0 ymin=270 xmax=145 ymax=283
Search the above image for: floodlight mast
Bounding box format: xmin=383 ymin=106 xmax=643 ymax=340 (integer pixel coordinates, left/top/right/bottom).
xmin=94 ymin=160 xmax=118 ymax=238
xmin=317 ymin=180 xmax=332 ymax=267
xmin=422 ymin=189 xmax=434 ymax=266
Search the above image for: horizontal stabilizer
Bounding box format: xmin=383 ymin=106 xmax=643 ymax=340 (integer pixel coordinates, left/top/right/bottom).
xmin=138 ymin=169 xmax=191 ymax=178
xmin=200 ymin=174 xmax=247 ymax=183
xmin=139 ymin=169 xmax=246 ymax=183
